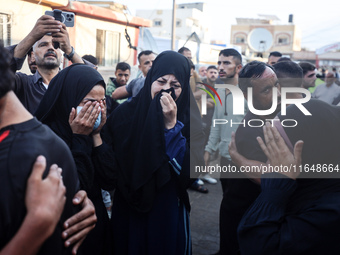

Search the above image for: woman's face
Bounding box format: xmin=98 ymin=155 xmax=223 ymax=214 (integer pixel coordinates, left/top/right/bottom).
xmin=78 ymin=84 xmax=105 ymax=107
xmin=151 ymin=74 xmax=182 ymax=100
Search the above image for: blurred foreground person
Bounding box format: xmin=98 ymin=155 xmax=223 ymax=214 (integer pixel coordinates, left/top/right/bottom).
xmin=238 ymin=100 xmax=340 ymax=254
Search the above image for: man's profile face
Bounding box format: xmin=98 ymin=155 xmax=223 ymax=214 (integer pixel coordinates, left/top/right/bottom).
xmin=250 ymin=67 xmax=281 ymax=113
xmin=27 ymin=52 xmax=37 ymax=74
xmin=138 ymin=54 xmax=155 ymax=77
xmin=115 ymin=69 xmax=130 ymax=86
xmin=206 ymin=68 xmax=218 ymax=83
xmin=303 ymin=70 xmax=316 ymax=88
xmin=217 ymin=55 xmax=239 ymax=81
xmin=33 ymin=35 xmax=61 ymax=69
xmin=267 ymin=55 xmax=280 ymax=66
xmin=182 ymin=50 xmax=192 ymax=60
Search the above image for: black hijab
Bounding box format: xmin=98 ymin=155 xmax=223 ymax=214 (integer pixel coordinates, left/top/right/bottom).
xmin=105 ymin=51 xmax=204 ymax=212
xmin=277 ymin=99 xmax=340 ymax=210
xmin=35 ymin=64 xmax=105 ymax=145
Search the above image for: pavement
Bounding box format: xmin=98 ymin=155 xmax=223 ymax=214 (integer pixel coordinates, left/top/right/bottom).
xmin=189 ymin=173 xmax=222 ymax=255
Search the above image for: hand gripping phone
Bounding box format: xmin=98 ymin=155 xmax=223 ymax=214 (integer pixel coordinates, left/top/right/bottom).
xmin=45 ymin=9 xmax=75 ymax=49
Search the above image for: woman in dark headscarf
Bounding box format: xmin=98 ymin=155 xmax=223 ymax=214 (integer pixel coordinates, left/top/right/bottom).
xmin=103 ymin=50 xmax=204 ymax=254
xmin=35 ymin=64 xmax=113 ymax=255
xmin=238 ymin=99 xmax=340 ymax=254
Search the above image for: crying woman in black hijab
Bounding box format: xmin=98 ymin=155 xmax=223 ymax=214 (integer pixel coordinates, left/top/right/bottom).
xmin=103 ymin=51 xmax=204 ymax=255
xmin=35 ymin=64 xmax=114 ymax=255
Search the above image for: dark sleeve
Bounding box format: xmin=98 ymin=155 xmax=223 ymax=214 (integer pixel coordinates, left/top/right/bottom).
xmin=235 ymin=125 xmax=267 ymax=163
xmin=70 ymin=134 xmax=95 ymax=191
xmin=6 ymin=45 xmax=25 ymax=72
xmin=164 ymin=121 xmax=186 ymax=175
xmin=238 ymin=173 xmax=340 ymax=255
xmin=13 ymin=72 xmax=28 ymax=99
xmin=92 ymin=142 xmax=117 ymax=190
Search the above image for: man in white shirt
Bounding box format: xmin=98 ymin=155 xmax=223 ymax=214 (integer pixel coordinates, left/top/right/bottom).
xmin=312 ymin=72 xmax=340 ymax=104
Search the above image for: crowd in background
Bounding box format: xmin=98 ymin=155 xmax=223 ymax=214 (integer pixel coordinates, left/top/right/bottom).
xmin=1 ymin=14 xmax=340 ymax=255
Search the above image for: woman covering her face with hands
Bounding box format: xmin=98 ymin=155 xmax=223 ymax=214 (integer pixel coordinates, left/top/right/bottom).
xmin=102 ymin=51 xmax=204 ymax=255
xmin=35 ymin=64 xmax=114 ymax=255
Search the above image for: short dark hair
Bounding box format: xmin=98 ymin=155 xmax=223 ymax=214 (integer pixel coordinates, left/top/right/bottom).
xmin=269 ymin=51 xmax=282 ymax=58
xmin=299 ymin=62 xmax=315 ymax=75
xmin=0 ymin=41 xmax=14 ymax=98
xmin=178 ymin=47 xmax=190 ymax=54
xmin=239 ymin=61 xmax=273 ymax=92
xmin=82 ymin=55 xmax=98 ymax=66
xmin=207 ymin=65 xmax=217 ymax=71
xmin=27 ymin=47 xmax=33 ymax=57
xmin=116 ymin=62 xmax=131 ymax=72
xmin=219 ymin=48 xmax=242 ymax=65
xmin=137 ymin=50 xmax=154 ymax=63
xmin=273 ymin=61 xmax=303 ymax=88
xmin=277 ymin=57 xmax=291 ymax=62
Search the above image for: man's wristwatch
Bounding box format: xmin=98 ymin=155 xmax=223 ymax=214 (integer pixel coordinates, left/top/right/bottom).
xmin=64 ymin=46 xmax=75 ymax=61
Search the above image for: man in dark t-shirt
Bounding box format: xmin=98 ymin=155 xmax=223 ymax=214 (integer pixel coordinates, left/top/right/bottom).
xmin=0 ymin=44 xmax=95 ymax=254
xmin=228 ymin=61 xmax=304 ymax=254
xmin=222 ymin=61 xmax=281 ymax=255
xmin=0 ymin=117 xmax=81 ymax=254
xmin=234 ymin=61 xmax=281 ymax=167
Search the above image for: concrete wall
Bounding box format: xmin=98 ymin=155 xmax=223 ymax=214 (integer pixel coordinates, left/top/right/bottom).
xmin=0 ymin=0 xmax=51 ymax=74
xmin=73 ymin=15 xmax=138 ymax=82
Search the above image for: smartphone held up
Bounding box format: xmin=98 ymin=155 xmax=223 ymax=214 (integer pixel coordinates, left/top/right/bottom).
xmin=45 ymin=9 xmax=75 ymax=27
xmin=45 ymin=9 xmax=75 ymax=49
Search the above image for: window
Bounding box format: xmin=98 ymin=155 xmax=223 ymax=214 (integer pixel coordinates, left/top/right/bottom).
xmin=0 ymin=13 xmax=11 ymax=46
xmin=154 ymin=19 xmax=162 ymax=27
xmin=96 ymin=29 xmax=120 ymax=67
xmin=278 ymin=37 xmax=288 ymax=44
xmin=277 ymin=34 xmax=290 ymax=45
xmin=236 ymin=37 xmax=245 ymax=43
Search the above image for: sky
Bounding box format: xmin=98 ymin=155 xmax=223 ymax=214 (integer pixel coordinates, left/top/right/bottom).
xmin=121 ymin=0 xmax=340 ymax=51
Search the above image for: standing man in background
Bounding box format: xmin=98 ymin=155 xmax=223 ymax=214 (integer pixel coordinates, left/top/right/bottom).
xmin=111 ymin=50 xmax=156 ymax=100
xmin=267 ymin=51 xmax=282 ymax=66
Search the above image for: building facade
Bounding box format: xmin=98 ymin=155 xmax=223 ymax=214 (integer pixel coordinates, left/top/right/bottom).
xmin=230 ymin=15 xmax=301 ymax=59
xmin=136 ymin=3 xmax=211 ymax=44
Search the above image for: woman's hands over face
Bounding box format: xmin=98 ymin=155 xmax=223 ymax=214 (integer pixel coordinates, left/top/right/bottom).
xmin=69 ymin=101 xmax=100 ymax=135
xmin=160 ymin=92 xmax=177 ymax=130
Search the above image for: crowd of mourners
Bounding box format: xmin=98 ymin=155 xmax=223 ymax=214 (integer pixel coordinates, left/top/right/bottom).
xmin=1 ymin=14 xmax=340 ymax=255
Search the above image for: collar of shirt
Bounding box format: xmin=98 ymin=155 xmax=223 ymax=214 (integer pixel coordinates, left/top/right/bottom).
xmin=225 ymin=84 xmax=240 ymax=96
xmin=32 ymin=71 xmax=43 ymax=85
